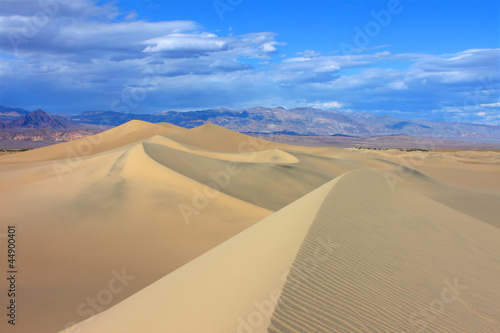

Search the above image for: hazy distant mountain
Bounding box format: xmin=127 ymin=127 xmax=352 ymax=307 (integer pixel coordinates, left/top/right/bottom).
xmin=1 ymin=106 xmax=499 ymax=142
xmin=0 ymin=105 xmax=30 ymax=122
xmin=67 ymin=106 xmax=500 ymax=142
xmin=0 ymin=105 xmax=30 ymax=115
xmin=7 ymin=109 xmax=80 ymax=129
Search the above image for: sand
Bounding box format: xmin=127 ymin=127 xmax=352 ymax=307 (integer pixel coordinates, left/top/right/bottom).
xmin=0 ymin=121 xmax=498 ymax=333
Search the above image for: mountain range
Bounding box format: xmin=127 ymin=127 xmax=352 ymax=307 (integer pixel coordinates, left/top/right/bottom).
xmin=0 ymin=108 xmax=79 ymax=129
xmin=1 ymin=105 xmax=499 ymax=142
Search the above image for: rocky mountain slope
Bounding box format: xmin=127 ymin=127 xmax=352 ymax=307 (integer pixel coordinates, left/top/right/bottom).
xmin=6 ymin=109 xmax=80 ymax=129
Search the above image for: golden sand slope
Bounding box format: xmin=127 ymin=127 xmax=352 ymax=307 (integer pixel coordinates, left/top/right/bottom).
xmin=145 ymin=135 xmax=300 ymax=163
xmin=268 ymin=169 xmax=500 ymax=332
xmin=351 ymin=149 xmax=500 ymax=227
xmin=0 ymin=120 xmax=180 ymax=165
xmin=165 ymin=123 xmax=283 ymax=152
xmin=66 ymin=176 xmax=343 ymax=333
xmin=155 ymin=122 xmax=188 ymax=131
xmin=0 ymin=121 xmax=498 ymax=333
xmin=65 ymin=169 xmax=500 ymax=333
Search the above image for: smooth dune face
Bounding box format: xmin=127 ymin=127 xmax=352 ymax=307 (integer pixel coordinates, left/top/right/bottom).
xmin=68 ymin=177 xmax=343 ymax=333
xmin=165 ymin=123 xmax=284 ymax=152
xmin=0 ymin=121 xmax=498 ymax=333
xmin=154 ymin=122 xmax=189 ymax=131
xmin=145 ymin=135 xmax=300 ymax=164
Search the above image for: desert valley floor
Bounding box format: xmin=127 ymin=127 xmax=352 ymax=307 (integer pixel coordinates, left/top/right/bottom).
xmin=0 ymin=121 xmax=499 ymax=333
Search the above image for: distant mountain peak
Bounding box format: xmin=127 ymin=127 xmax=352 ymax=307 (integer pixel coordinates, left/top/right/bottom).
xmin=7 ymin=109 xmax=80 ymax=129
xmin=30 ymin=109 xmax=51 ymax=119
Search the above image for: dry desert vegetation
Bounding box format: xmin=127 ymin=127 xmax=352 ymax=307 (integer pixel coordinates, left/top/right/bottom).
xmin=0 ymin=120 xmax=499 ymax=333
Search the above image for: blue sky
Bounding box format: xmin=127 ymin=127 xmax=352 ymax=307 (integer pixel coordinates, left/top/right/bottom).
xmin=0 ymin=0 xmax=499 ymax=125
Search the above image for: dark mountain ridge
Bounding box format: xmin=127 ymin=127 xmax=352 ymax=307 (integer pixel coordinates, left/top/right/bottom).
xmin=5 ymin=109 xmax=80 ymax=129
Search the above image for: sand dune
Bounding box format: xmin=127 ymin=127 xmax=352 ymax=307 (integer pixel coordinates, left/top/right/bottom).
xmin=268 ymin=169 xmax=500 ymax=332
xmin=355 ymin=148 xmax=500 ymax=193
xmin=64 ymin=168 xmax=500 ymax=333
xmin=145 ymin=135 xmax=300 ymax=164
xmin=0 ymin=120 xmax=180 ymax=165
xmin=351 ymin=148 xmax=500 ymax=227
xmin=0 ymin=121 xmax=498 ymax=333
xmin=155 ymin=122 xmax=188 ymax=131
xmin=140 ymin=141 xmax=336 ymax=211
xmin=165 ymin=123 xmax=283 ymax=152
xmin=66 ymin=176 xmax=343 ymax=333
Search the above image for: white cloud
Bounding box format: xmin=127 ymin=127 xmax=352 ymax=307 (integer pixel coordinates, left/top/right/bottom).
xmin=142 ymin=33 xmax=229 ymax=54
xmin=258 ymin=42 xmax=275 ymax=53
xmin=297 ymin=49 xmax=321 ymax=58
xmin=311 ymin=101 xmax=344 ymax=109
xmin=481 ymin=102 xmax=500 ymax=107
xmin=389 ymin=81 xmax=407 ymax=90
